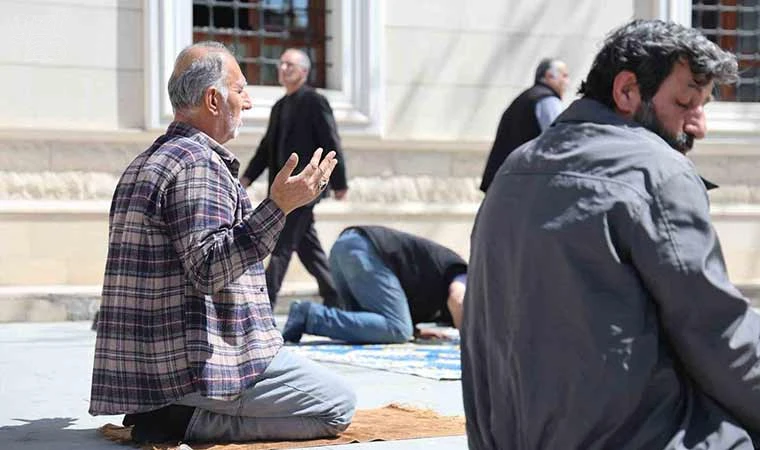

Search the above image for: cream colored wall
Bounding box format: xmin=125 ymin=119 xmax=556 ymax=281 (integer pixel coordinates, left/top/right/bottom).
xmin=382 ymin=0 xmax=634 ymax=141
xmin=4 ymin=0 xmax=760 ymax=296
xmin=5 ymin=201 xmax=760 ymax=287
xmin=0 ymin=201 xmax=477 ymax=287
xmin=0 ymin=203 xmax=109 ymax=285
xmin=0 ymin=0 xmax=143 ymax=130
xmin=0 ymin=0 xmax=638 ymax=137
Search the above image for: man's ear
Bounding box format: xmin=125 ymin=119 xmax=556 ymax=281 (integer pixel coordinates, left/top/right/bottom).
xmin=612 ymin=70 xmax=641 ymax=117
xmin=204 ymin=87 xmax=221 ymax=116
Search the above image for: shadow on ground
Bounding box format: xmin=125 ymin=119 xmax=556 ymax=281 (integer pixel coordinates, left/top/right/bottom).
xmin=0 ymin=417 xmax=119 ymax=449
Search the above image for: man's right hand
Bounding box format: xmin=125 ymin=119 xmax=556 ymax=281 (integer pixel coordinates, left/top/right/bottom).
xmin=269 ymin=148 xmax=338 ymax=215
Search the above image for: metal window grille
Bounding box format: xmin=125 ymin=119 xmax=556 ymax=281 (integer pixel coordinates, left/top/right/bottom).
xmin=692 ymin=0 xmax=760 ymax=102
xmin=192 ymin=0 xmax=331 ymax=88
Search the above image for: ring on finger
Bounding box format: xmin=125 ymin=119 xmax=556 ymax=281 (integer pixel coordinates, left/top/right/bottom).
xmin=318 ymin=178 xmax=329 ymax=191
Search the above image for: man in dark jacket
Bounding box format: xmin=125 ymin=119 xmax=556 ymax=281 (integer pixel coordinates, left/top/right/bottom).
xmin=241 ymin=48 xmax=348 ymax=308
xmin=479 ymin=58 xmax=569 ymax=192
xmin=280 ymin=226 xmax=467 ymax=344
xmin=461 ymin=19 xmax=760 ymax=449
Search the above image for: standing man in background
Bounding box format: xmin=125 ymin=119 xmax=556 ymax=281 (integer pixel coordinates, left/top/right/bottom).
xmin=479 ymin=58 xmax=569 ymax=192
xmin=241 ymin=48 xmax=348 ymax=309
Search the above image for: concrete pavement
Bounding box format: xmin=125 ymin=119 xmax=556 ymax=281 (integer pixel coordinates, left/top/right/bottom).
xmin=0 ymin=321 xmax=466 ymax=450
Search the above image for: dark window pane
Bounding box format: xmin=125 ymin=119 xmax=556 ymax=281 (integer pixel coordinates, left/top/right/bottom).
xmin=191 ymin=0 xmax=330 ymax=88
xmin=194 ymin=5 xmax=209 ymax=27
xmin=693 ymin=0 xmax=760 ymax=101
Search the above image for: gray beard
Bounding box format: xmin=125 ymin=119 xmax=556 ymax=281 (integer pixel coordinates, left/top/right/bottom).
xmin=633 ymin=100 xmax=693 ymax=154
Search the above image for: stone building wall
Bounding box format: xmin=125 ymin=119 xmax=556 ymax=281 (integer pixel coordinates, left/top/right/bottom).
xmin=2 ymin=0 xmax=760 ymax=293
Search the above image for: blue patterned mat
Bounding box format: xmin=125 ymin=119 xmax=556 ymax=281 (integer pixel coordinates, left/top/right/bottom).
xmin=288 ymin=342 xmax=461 ymax=380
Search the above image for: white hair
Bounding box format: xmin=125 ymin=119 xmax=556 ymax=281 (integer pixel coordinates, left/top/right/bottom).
xmin=168 ymin=41 xmax=232 ymax=113
xmin=286 ymin=48 xmax=311 ymax=74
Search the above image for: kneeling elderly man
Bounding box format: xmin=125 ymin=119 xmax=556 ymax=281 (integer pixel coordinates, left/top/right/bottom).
xmin=89 ymin=41 xmax=355 ymax=444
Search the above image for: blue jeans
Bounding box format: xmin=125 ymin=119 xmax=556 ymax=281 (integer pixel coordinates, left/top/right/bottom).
xmin=176 ymin=348 xmax=356 ymax=442
xmin=304 ymin=229 xmax=414 ymax=343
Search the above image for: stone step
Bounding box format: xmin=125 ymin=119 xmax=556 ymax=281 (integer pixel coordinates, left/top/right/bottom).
xmin=1 ymin=283 xmax=759 ymax=323
xmin=0 ymin=283 xmax=321 ymax=323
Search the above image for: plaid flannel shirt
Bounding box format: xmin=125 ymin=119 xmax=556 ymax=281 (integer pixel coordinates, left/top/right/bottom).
xmin=90 ymin=122 xmax=285 ymax=415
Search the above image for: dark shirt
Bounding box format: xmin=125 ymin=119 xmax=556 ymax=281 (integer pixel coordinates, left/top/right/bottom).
xmin=463 ymin=98 xmax=760 ymax=449
xmin=347 ymin=226 xmax=467 ymax=325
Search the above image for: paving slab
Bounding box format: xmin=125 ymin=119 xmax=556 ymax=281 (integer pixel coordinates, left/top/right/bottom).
xmin=0 ymin=321 xmax=466 ymax=450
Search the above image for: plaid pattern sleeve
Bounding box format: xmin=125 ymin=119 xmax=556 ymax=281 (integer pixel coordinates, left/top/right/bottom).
xmin=90 ymin=122 xmax=285 ymax=415
xmin=163 ymin=143 xmax=282 ymax=294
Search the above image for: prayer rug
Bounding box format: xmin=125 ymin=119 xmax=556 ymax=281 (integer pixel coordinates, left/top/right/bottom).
xmin=287 ymin=341 xmax=461 ymax=380
xmin=98 ymin=403 xmax=465 ymax=450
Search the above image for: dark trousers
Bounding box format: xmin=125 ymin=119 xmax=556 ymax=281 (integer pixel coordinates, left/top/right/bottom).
xmin=266 ymin=205 xmax=338 ymax=309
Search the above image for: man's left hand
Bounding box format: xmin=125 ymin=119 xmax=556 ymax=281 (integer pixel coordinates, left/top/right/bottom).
xmin=333 ymin=189 xmax=348 ymax=201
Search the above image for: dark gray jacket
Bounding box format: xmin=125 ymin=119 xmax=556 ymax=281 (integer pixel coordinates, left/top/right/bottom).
xmin=463 ymin=98 xmax=760 ymax=449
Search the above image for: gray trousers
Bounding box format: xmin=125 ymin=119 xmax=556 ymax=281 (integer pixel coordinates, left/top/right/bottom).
xmin=177 ymin=348 xmax=356 ymax=442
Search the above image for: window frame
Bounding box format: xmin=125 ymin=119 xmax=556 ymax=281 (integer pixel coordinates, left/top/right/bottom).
xmin=649 ymin=0 xmax=760 ymax=138
xmin=190 ymin=0 xmax=330 ymax=89
xmin=143 ymin=0 xmax=384 ymax=135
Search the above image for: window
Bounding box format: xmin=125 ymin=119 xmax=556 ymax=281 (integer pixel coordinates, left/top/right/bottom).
xmin=144 ymin=0 xmax=383 ymax=134
xmin=192 ymin=0 xmax=331 ymax=88
xmin=692 ymin=0 xmax=760 ymax=102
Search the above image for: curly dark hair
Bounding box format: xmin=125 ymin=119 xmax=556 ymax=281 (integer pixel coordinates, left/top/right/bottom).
xmin=579 ymin=20 xmax=738 ymax=107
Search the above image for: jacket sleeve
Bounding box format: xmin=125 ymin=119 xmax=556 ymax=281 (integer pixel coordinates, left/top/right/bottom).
xmin=312 ymin=93 xmax=348 ymax=190
xmin=163 ymin=155 xmax=285 ymax=295
xmin=242 ymin=110 xmax=275 ymax=182
xmin=242 ymin=140 xmax=268 ymax=182
xmin=630 ymin=169 xmax=760 ymax=430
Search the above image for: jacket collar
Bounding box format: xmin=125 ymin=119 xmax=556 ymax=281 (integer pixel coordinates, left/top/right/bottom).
xmin=558 ymin=99 xmax=719 ymax=191
xmin=555 ymin=98 xmax=642 ymax=129
xmin=166 ymin=121 xmax=241 ymax=177
xmin=534 ymin=81 xmax=561 ymax=98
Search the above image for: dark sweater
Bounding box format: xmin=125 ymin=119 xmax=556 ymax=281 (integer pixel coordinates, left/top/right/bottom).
xmin=480 ymin=82 xmax=559 ymax=192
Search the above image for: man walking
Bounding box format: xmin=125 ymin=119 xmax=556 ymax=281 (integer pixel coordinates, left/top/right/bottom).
xmin=241 ymin=48 xmax=348 ymax=309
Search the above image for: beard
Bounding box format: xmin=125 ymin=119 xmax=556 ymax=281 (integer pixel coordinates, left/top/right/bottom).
xmin=226 ymin=111 xmax=242 ymax=140
xmin=633 ymin=100 xmax=694 ymax=154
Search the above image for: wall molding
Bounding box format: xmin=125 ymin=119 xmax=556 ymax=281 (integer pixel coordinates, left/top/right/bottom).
xmin=0 ymin=171 xmax=484 ymax=204
xmin=4 ymin=170 xmax=760 ymax=209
